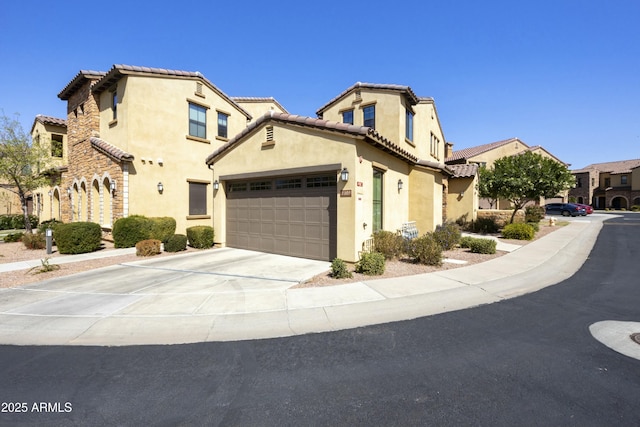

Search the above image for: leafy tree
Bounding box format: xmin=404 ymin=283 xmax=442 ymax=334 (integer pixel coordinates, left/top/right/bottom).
xmin=478 ymin=151 xmax=575 ymax=224
xmin=0 ymin=113 xmax=51 ymax=232
xmin=477 ymin=165 xmax=499 ymax=209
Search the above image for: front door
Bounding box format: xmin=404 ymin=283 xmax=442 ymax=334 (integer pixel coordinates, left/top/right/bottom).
xmin=372 ymin=170 xmax=383 ymax=232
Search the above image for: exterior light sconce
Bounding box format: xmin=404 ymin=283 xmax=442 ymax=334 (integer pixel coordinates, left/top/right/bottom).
xmin=66 ymin=187 xmax=72 ymax=197
xmin=213 ymin=180 xmax=219 ymax=190
xmin=397 ymin=179 xmax=403 ymax=191
xmin=48 ymin=190 xmax=52 ymax=197
xmin=460 ymin=191 xmax=465 ymax=197
xmin=157 ymin=182 xmax=164 ymax=194
xmin=110 ymin=180 xmax=116 ymax=193
xmin=341 ymin=168 xmax=349 ymax=182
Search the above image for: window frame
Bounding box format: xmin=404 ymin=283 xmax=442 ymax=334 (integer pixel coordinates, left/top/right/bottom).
xmin=188 ymin=181 xmax=208 ymax=216
xmin=405 ymin=109 xmax=414 ymax=141
xmin=363 ymin=105 xmax=375 ymax=128
xmin=189 ymin=102 xmax=207 ymax=140
xmin=217 ymin=111 xmax=229 ymax=139
xmin=342 ymin=109 xmax=354 ymax=125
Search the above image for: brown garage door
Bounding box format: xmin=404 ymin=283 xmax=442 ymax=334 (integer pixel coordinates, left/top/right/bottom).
xmin=226 ymin=175 xmax=337 ymax=261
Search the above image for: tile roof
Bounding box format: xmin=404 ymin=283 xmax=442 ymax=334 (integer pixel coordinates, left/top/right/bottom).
xmin=206 ymin=112 xmax=452 ymax=177
xmin=73 ymin=64 xmax=252 ymax=119
xmin=58 ymin=70 xmax=107 ymax=100
xmin=90 ymin=137 xmax=134 ymax=162
xmin=231 ymin=96 xmax=289 ymax=114
xmin=573 ymin=158 xmax=640 ymax=175
xmin=34 ymin=115 xmax=66 ymax=127
xmin=448 ymin=163 xmax=479 ymax=178
xmin=445 ymin=138 xmax=524 ymax=163
xmin=316 ymin=82 xmax=420 ymax=116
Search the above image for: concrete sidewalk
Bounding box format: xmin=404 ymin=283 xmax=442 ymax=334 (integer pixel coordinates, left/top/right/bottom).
xmin=0 ymin=218 xmax=604 ymax=346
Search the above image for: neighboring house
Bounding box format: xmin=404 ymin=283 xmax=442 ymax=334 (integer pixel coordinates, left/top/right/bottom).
xmin=206 ymin=83 xmax=453 ymax=262
xmin=0 ymin=184 xmax=21 ymax=215
xmin=30 ymin=114 xmax=68 ymax=222
xmin=446 ymin=163 xmax=479 ymax=224
xmin=48 ymin=64 xmax=283 ymax=234
xmin=231 ymin=97 xmax=288 ymax=122
xmin=445 ymin=137 xmax=569 ymax=209
xmin=570 ymin=159 xmax=640 ymax=209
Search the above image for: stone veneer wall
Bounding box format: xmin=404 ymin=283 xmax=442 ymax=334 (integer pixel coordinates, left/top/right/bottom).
xmin=62 ymin=78 xmax=124 ymax=226
xmin=477 ymin=209 xmax=525 ymax=227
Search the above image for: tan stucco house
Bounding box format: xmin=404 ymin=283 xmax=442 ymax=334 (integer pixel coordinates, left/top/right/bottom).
xmin=445 ymin=137 xmax=569 ymax=210
xmin=35 ymin=64 xmax=286 ymax=234
xmin=206 ymin=83 xmax=453 ymax=262
xmin=570 ymin=159 xmax=640 ymax=209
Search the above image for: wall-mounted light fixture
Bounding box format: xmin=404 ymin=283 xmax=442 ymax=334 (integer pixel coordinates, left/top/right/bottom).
xmin=48 ymin=190 xmax=52 ymax=197
xmin=398 ymin=179 xmax=404 ymax=191
xmin=66 ymin=187 xmax=71 ymax=197
xmin=460 ymin=191 xmax=465 ymax=197
xmin=157 ymin=182 xmax=164 ymax=193
xmin=110 ymin=180 xmax=116 ymax=193
xmin=213 ymin=180 xmax=219 ymax=190
xmin=341 ymin=168 xmax=349 ymax=182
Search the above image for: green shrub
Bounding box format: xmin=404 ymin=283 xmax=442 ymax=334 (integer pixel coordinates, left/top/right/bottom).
xmin=22 ymin=232 xmax=46 ymax=250
xmin=459 ymin=236 xmax=475 ymax=248
xmin=408 ymin=233 xmax=443 ymax=266
xmin=54 ymin=222 xmax=102 ymax=254
xmin=527 ymin=221 xmax=540 ymax=232
xmin=468 ymin=238 xmax=497 ymax=254
xmin=136 ymin=239 xmax=161 ymax=256
xmin=186 ymin=226 xmax=214 ymax=249
xmin=0 ymin=214 xmax=39 ymax=230
xmin=632 ymin=205 xmax=640 ymax=212
xmin=165 ymin=234 xmax=188 ymax=252
xmin=372 ymin=230 xmax=404 ymax=259
xmin=150 ymin=217 xmax=176 ymax=243
xmin=4 ymin=232 xmax=24 ymax=242
xmin=331 ymin=258 xmax=352 ymax=279
xmin=38 ymin=219 xmax=63 ymax=235
xmin=355 ymin=252 xmax=385 ymax=275
xmin=433 ymin=222 xmax=461 ymax=250
xmin=471 ymin=217 xmax=499 ymax=234
xmin=112 ymin=215 xmax=154 ymax=248
xmin=502 ymin=223 xmax=535 ymax=240
xmin=525 ymin=205 xmax=546 ymax=223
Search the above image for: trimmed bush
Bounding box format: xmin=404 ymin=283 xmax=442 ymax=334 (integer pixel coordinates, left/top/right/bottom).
xmin=355 ymin=252 xmax=385 ymax=276
xmin=527 ymin=221 xmax=540 ymax=232
xmin=459 ymin=236 xmax=475 ymax=248
xmin=136 ymin=239 xmax=161 ymax=257
xmin=502 ymin=223 xmax=535 ymax=240
xmin=186 ymin=226 xmax=214 ymax=249
xmin=525 ymin=205 xmax=546 ymax=223
xmin=112 ymin=215 xmax=154 ymax=248
xmin=0 ymin=214 xmax=39 ymax=230
xmin=150 ymin=217 xmax=176 ymax=243
xmin=38 ymin=219 xmax=63 ymax=235
xmin=373 ymin=230 xmax=404 ymax=259
xmin=631 ymin=205 xmax=640 ymax=212
xmin=22 ymin=232 xmax=46 ymax=250
xmin=165 ymin=234 xmax=188 ymax=252
xmin=331 ymin=258 xmax=352 ymax=279
xmin=54 ymin=222 xmax=102 ymax=254
xmin=4 ymin=232 xmax=24 ymax=242
xmin=471 ymin=217 xmax=499 ymax=234
xmin=408 ymin=233 xmax=443 ymax=266
xmin=468 ymin=238 xmax=497 ymax=254
xmin=433 ymin=222 xmax=461 ymax=250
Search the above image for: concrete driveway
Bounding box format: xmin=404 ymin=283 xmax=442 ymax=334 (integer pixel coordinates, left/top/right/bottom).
xmin=0 ymin=248 xmax=330 ymax=345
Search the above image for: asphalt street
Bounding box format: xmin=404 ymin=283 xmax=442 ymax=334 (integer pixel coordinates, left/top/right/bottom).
xmin=0 ymin=213 xmax=639 ymax=426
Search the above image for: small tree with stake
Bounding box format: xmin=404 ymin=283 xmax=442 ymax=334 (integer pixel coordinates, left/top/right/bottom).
xmin=478 ymin=151 xmax=575 ymax=224
xmin=0 ymin=113 xmax=51 ymax=233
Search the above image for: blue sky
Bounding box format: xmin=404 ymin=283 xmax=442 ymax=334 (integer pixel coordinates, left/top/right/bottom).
xmin=1 ymin=0 xmax=638 ymax=169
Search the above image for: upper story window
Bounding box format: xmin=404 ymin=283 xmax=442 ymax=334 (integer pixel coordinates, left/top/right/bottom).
xmin=51 ymin=134 xmax=63 ymax=158
xmin=189 ymin=103 xmax=207 ymax=139
xmin=342 ymin=109 xmax=354 ymax=125
xmin=111 ymin=90 xmax=118 ymax=120
xmin=577 ymin=177 xmax=582 ymax=188
xmin=405 ymin=109 xmax=414 ymax=141
xmin=604 ymin=177 xmax=611 ymax=187
xmin=621 ymin=175 xmax=628 ymax=185
xmin=430 ymin=132 xmax=441 ymax=159
xmin=363 ymin=105 xmax=375 ymax=128
xmin=217 ymin=112 xmax=229 ymax=139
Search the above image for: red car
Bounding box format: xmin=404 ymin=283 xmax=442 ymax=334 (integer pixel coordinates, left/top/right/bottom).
xmin=575 ymin=203 xmax=593 ymax=214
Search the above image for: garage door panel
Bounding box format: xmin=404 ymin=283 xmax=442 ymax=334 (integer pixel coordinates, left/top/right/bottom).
xmin=226 ymin=178 xmax=336 ymax=261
